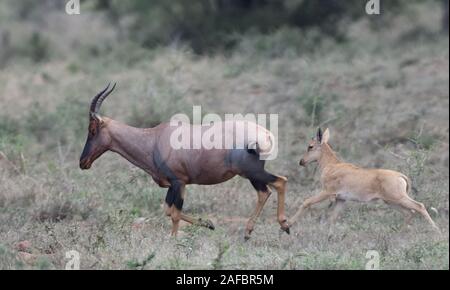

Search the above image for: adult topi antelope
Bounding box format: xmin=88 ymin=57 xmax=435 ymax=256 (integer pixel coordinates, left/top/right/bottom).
xmin=290 ymin=128 xmax=440 ymax=232
xmin=79 ymin=83 xmax=290 ymax=239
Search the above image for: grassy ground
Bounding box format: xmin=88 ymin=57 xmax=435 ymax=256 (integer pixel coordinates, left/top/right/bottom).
xmin=0 ymin=3 xmax=448 ymax=269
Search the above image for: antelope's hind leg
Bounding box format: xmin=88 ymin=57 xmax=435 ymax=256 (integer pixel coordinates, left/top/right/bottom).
xmin=236 ymin=150 xmax=289 ymax=236
xmin=245 ymin=180 xmax=272 ymax=240
xmin=180 ymin=213 xmax=215 ymax=230
xmin=387 ymin=202 xmax=414 ymax=230
xmin=267 ymin=174 xmax=290 ymax=234
xmin=394 ymin=197 xmax=440 ymax=233
xmin=245 ymin=171 xmax=289 ymax=235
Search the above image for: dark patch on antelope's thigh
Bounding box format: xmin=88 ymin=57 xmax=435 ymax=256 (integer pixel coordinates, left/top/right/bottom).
xmin=249 ymin=179 xmax=269 ymax=192
xmin=226 ymin=149 xmax=263 ymax=171
xmin=226 ymin=149 xmax=277 ymax=185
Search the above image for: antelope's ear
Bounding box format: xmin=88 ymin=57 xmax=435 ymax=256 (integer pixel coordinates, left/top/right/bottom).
xmin=316 ymin=128 xmax=323 ymax=143
xmin=321 ymin=128 xmax=330 ymax=144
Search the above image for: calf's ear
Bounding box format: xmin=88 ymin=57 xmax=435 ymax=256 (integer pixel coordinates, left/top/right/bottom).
xmin=316 ymin=128 xmax=323 ymax=143
xmin=321 ymin=128 xmax=330 ymax=144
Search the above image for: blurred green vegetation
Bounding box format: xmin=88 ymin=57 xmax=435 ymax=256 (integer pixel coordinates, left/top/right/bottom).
xmin=0 ymin=0 xmax=447 ymax=156
xmin=1 ymin=0 xmax=448 ymax=66
xmin=98 ymin=0 xmax=441 ymax=53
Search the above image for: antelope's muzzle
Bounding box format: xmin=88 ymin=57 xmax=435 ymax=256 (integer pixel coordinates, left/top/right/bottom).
xmin=299 ymin=159 xmax=306 ymax=167
xmin=79 ymin=158 xmax=92 ymax=170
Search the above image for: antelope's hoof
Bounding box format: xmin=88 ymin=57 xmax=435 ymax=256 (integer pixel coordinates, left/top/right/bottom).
xmin=281 ymin=226 xmax=290 ymax=235
xmin=204 ymin=219 xmax=215 ymax=231
xmin=279 ymin=219 xmax=290 ymax=235
xmin=198 ymin=218 xmax=215 ymax=230
xmin=244 ymin=229 xmax=253 ymax=241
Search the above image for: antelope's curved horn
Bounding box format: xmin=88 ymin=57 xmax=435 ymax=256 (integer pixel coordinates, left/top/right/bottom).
xmin=90 ymin=83 xmax=110 ymax=114
xmin=94 ymin=82 xmax=116 ymax=114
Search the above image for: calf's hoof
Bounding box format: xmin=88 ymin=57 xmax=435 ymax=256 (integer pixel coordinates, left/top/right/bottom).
xmin=244 ymin=229 xmax=253 ymax=241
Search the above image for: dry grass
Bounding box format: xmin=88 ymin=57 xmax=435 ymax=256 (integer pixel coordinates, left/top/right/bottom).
xmin=0 ymin=2 xmax=448 ymax=269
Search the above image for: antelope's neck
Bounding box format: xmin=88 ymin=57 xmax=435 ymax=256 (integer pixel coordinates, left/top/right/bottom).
xmin=107 ymin=121 xmax=158 ymax=173
xmin=318 ymin=143 xmax=341 ymax=172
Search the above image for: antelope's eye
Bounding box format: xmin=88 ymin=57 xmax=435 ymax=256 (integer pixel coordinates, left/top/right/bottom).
xmin=307 ymin=145 xmax=314 ymax=151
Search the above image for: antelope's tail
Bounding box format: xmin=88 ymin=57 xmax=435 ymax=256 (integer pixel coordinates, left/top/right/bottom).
xmin=400 ymin=174 xmax=412 ymax=194
xmin=246 ymin=130 xmax=275 ymax=156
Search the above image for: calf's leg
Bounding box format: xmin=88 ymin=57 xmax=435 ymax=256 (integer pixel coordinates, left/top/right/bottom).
xmin=329 ymin=199 xmax=346 ymax=224
xmin=289 ymin=190 xmax=333 ymax=226
xmin=387 ymin=202 xmax=414 ymax=229
xmin=394 ymin=196 xmax=440 ymax=232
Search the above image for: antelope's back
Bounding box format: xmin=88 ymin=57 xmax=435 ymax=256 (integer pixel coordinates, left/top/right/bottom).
xmin=154 ymin=120 xmax=275 ymax=184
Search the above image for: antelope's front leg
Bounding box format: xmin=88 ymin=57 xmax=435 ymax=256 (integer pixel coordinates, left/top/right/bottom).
xmin=269 ymin=175 xmax=290 ymax=234
xmin=245 ymin=181 xmax=272 ymax=240
xmin=164 ymin=181 xmax=186 ymax=237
